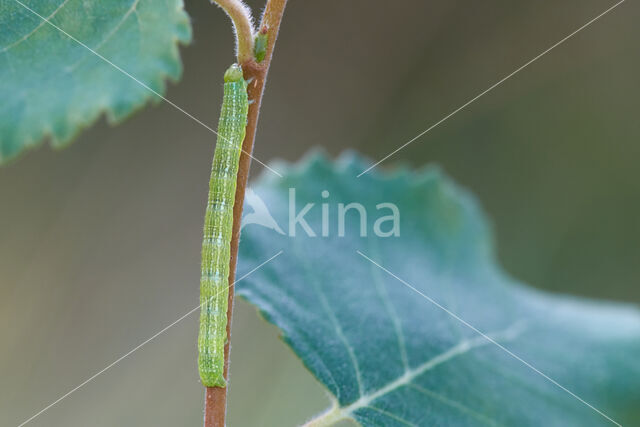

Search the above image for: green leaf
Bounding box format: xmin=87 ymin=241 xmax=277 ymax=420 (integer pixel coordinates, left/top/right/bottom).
xmin=237 ymin=151 xmax=640 ymax=426
xmin=0 ymin=0 xmax=191 ymax=164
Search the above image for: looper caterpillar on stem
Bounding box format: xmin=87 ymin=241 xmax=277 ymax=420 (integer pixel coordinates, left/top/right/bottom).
xmin=198 ymin=64 xmax=249 ymax=387
xmin=204 ymin=1 xmax=288 ymax=424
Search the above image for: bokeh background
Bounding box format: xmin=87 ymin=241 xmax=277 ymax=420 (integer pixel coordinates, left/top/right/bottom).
xmin=1 ymin=0 xmax=639 ymax=425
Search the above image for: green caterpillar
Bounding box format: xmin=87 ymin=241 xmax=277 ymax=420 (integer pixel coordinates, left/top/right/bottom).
xmin=198 ymin=64 xmax=249 ymax=387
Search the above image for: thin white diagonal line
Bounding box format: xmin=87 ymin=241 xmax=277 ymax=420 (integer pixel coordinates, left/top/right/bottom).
xmin=356 ymin=250 xmax=621 ymax=426
xmin=17 ymin=250 xmax=283 ymax=427
xmin=358 ymin=0 xmax=626 ymax=177
xmin=11 ymin=0 xmax=282 ymax=178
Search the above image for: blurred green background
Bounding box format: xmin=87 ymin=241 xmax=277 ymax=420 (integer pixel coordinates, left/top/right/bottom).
xmin=1 ymin=0 xmax=638 ymax=425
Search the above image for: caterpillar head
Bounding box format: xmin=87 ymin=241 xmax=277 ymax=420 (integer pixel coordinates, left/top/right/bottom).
xmin=224 ymin=64 xmax=244 ymax=83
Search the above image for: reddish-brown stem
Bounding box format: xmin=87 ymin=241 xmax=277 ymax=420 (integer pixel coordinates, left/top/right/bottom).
xmin=204 ymin=1 xmax=288 ymax=426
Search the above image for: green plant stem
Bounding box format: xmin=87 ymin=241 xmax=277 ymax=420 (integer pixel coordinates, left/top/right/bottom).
xmin=204 ymin=1 xmax=289 ymax=426
xmin=212 ymin=0 xmax=255 ymax=63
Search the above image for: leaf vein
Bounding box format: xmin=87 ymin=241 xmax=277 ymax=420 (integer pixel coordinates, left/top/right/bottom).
xmin=364 ymin=405 xmax=417 ymax=426
xmin=293 ymin=245 xmax=364 ymax=398
xmin=366 ymin=239 xmax=410 ymax=371
xmin=65 ymin=0 xmax=141 ymax=73
xmin=1 ymin=0 xmax=70 ymax=53
xmin=335 ymin=322 xmax=525 ymax=420
xmin=407 ymin=383 xmax=502 ymax=426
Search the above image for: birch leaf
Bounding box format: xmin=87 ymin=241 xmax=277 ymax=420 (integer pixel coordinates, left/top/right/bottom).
xmin=238 ymin=151 xmax=640 ymax=426
xmin=0 ymin=0 xmax=191 ymax=164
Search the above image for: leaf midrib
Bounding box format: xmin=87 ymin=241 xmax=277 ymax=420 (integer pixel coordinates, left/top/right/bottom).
xmin=308 ymin=323 xmax=525 ymax=426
